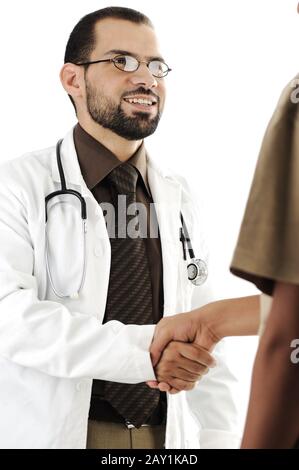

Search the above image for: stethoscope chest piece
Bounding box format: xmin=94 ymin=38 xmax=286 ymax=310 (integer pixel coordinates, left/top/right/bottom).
xmin=180 ymin=212 xmax=208 ymax=286
xmin=187 ymin=258 xmax=208 ymax=286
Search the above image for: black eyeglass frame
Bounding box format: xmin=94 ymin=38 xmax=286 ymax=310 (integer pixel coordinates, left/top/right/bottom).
xmin=75 ymin=54 xmax=172 ymax=78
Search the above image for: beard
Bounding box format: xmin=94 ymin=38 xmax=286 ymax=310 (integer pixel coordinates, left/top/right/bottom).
xmin=85 ymin=81 xmax=162 ymax=141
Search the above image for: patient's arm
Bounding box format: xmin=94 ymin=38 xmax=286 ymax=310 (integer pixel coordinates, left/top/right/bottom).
xmin=241 ymin=282 xmax=299 ymax=448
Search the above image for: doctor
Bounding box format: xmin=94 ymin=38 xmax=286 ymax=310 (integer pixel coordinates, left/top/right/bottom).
xmin=0 ymin=6 xmax=238 ymax=449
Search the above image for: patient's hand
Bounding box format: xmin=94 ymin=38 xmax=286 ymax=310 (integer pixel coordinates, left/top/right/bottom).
xmin=150 ymin=340 xmax=216 ymax=394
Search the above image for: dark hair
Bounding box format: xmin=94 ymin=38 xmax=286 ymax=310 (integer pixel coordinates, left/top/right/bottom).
xmin=64 ymin=6 xmax=153 ymax=112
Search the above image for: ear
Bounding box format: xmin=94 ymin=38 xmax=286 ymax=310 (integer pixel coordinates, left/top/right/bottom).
xmin=59 ymin=63 xmax=84 ymax=101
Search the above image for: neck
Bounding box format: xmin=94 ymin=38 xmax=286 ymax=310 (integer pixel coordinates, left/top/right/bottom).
xmin=78 ymin=115 xmax=142 ymax=162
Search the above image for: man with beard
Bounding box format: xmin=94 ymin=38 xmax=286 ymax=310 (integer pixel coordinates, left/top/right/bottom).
xmin=0 ymin=7 xmax=238 ymax=449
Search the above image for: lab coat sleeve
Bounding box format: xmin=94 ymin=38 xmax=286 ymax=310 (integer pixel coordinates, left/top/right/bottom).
xmin=186 ymin=337 xmax=240 ymax=449
xmin=182 ymin=180 xmax=240 ymax=448
xmin=0 ymin=171 xmax=156 ymax=382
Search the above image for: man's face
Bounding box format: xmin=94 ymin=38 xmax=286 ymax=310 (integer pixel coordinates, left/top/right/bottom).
xmin=82 ymin=19 xmax=166 ymax=140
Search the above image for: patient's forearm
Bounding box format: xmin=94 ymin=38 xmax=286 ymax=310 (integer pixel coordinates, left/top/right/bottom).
xmin=196 ymin=295 xmax=260 ymax=340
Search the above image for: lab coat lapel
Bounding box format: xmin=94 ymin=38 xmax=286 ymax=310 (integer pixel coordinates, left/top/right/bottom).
xmin=51 ymin=127 xmax=92 ymax=199
xmin=49 ymin=127 xmax=111 ymax=314
xmin=147 ymin=159 xmax=182 ymax=316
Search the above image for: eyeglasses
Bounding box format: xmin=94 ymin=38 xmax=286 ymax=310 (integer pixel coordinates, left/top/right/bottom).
xmin=75 ymin=54 xmax=172 ymax=78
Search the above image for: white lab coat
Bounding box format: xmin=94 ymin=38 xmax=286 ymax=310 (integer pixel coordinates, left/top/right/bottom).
xmin=0 ymin=127 xmax=239 ymax=449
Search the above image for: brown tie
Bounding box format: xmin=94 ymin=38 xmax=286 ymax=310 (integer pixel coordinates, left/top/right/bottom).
xmin=103 ymin=163 xmax=160 ymax=428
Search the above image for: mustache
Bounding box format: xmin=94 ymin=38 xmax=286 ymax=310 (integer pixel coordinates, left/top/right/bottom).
xmin=121 ymin=87 xmax=160 ymax=103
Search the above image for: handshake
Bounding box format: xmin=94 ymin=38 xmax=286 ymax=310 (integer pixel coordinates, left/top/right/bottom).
xmin=148 ymin=295 xmax=260 ymax=394
xmin=148 ymin=307 xmax=220 ymax=394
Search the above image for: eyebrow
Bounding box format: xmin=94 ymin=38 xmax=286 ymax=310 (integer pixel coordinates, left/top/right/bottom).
xmin=103 ymin=49 xmax=166 ymax=63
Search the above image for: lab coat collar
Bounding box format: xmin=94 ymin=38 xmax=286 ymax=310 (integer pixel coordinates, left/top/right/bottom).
xmin=51 ymin=127 xmax=91 ymax=196
xmin=51 ymin=126 xmax=177 ymax=193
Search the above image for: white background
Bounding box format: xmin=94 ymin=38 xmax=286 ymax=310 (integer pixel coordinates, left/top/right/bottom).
xmin=1 ymin=0 xmax=299 ymax=435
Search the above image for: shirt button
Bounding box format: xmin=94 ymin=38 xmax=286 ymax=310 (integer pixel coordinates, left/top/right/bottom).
xmin=76 ymin=381 xmax=83 ymax=391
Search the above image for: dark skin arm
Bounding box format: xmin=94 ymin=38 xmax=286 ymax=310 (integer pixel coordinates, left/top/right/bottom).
xmin=149 ymin=295 xmax=260 ymax=393
xmin=241 ymin=281 xmax=299 ymax=448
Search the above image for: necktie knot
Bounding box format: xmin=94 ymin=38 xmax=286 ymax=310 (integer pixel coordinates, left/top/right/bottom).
xmin=107 ymin=163 xmax=138 ymax=196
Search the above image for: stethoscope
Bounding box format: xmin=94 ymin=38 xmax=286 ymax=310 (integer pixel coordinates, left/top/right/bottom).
xmin=45 ymin=139 xmax=208 ymax=298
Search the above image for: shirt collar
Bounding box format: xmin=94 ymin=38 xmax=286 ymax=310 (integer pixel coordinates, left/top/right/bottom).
xmin=73 ymin=123 xmax=151 ymax=195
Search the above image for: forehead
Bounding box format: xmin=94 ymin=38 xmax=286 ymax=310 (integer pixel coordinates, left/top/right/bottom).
xmin=92 ymin=18 xmax=161 ymax=57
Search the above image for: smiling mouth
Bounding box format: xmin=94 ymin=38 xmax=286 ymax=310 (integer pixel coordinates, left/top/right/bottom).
xmin=123 ymin=96 xmax=157 ymax=110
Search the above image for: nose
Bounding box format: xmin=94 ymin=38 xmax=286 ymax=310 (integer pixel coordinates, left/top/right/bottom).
xmin=129 ymin=62 xmax=158 ymax=89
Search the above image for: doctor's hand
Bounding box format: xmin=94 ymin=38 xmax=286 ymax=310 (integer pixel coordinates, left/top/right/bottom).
xmin=151 ymin=340 xmax=216 ymax=394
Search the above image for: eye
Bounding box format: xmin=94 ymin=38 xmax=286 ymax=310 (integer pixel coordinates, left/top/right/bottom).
xmin=149 ymin=60 xmax=169 ymax=77
xmin=114 ymin=56 xmax=127 ymax=66
xmin=113 ymin=55 xmax=138 ymax=72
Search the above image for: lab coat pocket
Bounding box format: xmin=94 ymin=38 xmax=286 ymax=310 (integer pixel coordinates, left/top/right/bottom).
xmin=45 ymin=194 xmax=85 ymax=298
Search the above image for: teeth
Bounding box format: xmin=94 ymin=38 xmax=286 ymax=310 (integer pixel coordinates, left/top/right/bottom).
xmin=125 ymin=98 xmax=153 ymax=106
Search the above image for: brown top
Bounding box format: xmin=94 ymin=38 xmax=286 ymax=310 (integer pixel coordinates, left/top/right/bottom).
xmin=73 ymin=123 xmax=165 ymax=424
xmin=230 ymin=74 xmax=299 ymax=295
